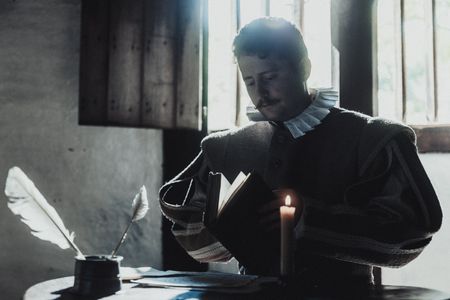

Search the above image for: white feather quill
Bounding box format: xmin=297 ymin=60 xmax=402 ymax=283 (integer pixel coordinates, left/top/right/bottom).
xmin=111 ymin=185 xmax=149 ymax=257
xmin=4 ymin=166 xmax=85 ymax=258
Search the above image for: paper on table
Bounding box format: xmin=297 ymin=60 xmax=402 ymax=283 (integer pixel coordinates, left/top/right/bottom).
xmin=120 ymin=267 xmax=234 ymax=280
xmin=124 ymin=268 xmax=278 ymax=293
xmin=134 ymin=272 xmax=257 ymax=288
xmin=120 ymin=267 xmax=154 ymax=280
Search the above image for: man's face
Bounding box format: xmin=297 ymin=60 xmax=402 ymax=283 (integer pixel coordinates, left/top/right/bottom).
xmin=238 ymin=54 xmax=307 ymax=122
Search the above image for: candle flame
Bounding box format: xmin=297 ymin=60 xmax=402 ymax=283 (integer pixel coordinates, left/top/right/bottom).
xmin=285 ymin=195 xmax=291 ymax=206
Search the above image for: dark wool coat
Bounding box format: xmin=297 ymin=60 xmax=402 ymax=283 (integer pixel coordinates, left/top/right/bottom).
xmin=160 ymin=108 xmax=442 ymax=286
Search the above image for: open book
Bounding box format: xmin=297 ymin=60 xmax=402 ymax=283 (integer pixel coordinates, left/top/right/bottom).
xmin=217 ymin=172 xmax=250 ymax=216
xmin=205 ymin=172 xmax=279 ymax=275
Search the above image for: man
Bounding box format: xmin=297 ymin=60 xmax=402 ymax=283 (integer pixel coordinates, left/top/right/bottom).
xmin=159 ymin=17 xmax=442 ymax=288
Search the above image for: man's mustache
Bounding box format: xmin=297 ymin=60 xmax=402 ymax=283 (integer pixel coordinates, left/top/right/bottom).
xmin=256 ymin=98 xmax=278 ymax=109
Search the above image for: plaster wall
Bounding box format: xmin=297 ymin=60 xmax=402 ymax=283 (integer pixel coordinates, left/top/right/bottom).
xmin=0 ymin=1 xmax=163 ymax=299
xmin=383 ymin=154 xmax=450 ymax=293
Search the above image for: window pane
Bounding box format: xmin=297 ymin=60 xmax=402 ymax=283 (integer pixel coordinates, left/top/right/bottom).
xmin=269 ymin=0 xmax=295 ymax=23
xmin=378 ymin=0 xmax=450 ymax=124
xmin=207 ymin=0 xmax=237 ymax=131
xmin=240 ymin=0 xmax=266 ymax=26
xmin=377 ymin=0 xmax=402 ymax=121
xmin=436 ymin=0 xmax=450 ymax=122
xmin=403 ymin=0 xmax=429 ymax=124
xmin=303 ymin=0 xmax=332 ymax=88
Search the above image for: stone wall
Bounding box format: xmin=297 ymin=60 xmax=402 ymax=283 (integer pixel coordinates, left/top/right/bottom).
xmin=0 ymin=1 xmax=163 ymax=299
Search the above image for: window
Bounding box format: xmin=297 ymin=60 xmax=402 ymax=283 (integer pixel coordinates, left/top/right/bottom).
xmin=207 ymin=0 xmax=338 ymax=131
xmin=377 ymin=0 xmax=450 ymax=152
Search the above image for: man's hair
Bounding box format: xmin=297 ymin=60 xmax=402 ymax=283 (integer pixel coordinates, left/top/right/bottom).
xmin=233 ymin=17 xmax=308 ymax=63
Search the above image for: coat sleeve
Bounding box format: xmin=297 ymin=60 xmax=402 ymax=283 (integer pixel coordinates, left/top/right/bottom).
xmin=295 ymin=133 xmax=442 ymax=267
xmin=159 ymin=151 xmax=233 ymax=263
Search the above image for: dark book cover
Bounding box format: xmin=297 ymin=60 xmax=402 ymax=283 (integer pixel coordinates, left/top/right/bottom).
xmin=205 ymin=172 xmax=280 ymax=275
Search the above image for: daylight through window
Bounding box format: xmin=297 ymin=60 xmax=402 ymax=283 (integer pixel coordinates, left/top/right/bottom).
xmin=377 ymin=0 xmax=450 ymax=124
xmin=207 ymin=0 xmax=338 ymax=131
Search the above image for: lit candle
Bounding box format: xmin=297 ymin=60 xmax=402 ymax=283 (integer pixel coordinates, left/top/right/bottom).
xmin=280 ymin=195 xmax=296 ymax=276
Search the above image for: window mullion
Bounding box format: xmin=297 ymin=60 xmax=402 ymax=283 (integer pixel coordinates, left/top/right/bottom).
xmin=298 ymin=0 xmax=305 ymax=33
xmin=393 ymin=0 xmax=403 ymax=122
xmin=330 ymin=2 xmax=339 ymax=91
xmin=235 ymin=0 xmax=241 ymax=126
xmin=424 ymin=0 xmax=437 ymax=123
xmin=331 ymin=44 xmax=339 ymax=91
xmin=400 ymin=0 xmax=407 ymax=123
xmin=432 ymin=0 xmax=439 ymax=122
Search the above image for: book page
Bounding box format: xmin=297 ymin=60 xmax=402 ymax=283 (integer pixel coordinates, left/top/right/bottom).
xmin=218 ymin=172 xmax=248 ymax=215
xmin=218 ymin=174 xmax=231 ymax=214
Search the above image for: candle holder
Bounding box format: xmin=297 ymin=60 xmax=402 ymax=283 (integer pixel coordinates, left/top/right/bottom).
xmin=72 ymin=255 xmax=123 ymax=297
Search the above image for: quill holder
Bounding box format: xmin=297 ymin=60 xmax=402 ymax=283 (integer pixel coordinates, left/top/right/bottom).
xmin=72 ymin=255 xmax=123 ymax=297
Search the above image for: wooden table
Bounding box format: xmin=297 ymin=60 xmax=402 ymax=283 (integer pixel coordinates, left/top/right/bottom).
xmin=24 ymin=276 xmax=450 ymax=300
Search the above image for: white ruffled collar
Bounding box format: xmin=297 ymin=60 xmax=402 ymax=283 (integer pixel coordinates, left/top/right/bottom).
xmin=245 ymin=88 xmax=338 ymax=138
xmin=283 ymin=88 xmax=338 ymax=138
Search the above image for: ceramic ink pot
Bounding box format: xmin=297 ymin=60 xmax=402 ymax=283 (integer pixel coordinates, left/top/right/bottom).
xmin=72 ymin=255 xmax=123 ymax=297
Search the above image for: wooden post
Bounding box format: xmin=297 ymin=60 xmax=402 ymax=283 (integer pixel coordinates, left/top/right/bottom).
xmin=331 ymin=0 xmax=377 ymax=116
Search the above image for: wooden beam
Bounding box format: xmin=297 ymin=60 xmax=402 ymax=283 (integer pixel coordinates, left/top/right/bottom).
xmin=331 ymin=0 xmax=377 ymax=116
xmin=412 ymin=125 xmax=450 ymax=153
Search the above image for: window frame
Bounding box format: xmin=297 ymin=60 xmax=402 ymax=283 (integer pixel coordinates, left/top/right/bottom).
xmin=376 ymin=0 xmax=450 ymax=152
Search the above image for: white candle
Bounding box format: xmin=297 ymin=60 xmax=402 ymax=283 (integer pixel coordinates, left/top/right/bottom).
xmin=280 ymin=195 xmax=296 ymax=276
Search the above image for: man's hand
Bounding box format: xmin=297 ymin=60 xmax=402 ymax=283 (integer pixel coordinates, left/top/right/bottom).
xmin=257 ymin=189 xmax=302 ymax=233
